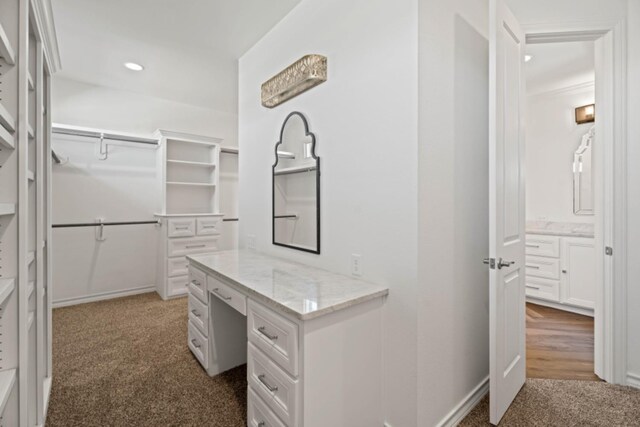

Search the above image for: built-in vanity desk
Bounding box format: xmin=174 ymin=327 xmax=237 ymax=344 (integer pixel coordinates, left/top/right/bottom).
xmin=526 ymin=221 xmax=595 ymax=315
xmin=186 ymin=250 xmax=389 ymax=427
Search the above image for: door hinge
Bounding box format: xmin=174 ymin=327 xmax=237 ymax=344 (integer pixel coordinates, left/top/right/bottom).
xmin=605 ymin=246 xmax=613 ymax=256
xmin=483 ymin=258 xmax=496 ymax=269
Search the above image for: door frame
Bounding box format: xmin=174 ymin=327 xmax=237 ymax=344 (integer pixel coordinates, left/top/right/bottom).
xmin=523 ymin=19 xmax=628 ymax=385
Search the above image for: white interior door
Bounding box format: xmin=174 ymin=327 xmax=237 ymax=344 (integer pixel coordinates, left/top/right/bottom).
xmin=489 ymin=0 xmax=526 ymax=424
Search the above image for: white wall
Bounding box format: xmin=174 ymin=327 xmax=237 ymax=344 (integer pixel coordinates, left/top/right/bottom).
xmin=53 ymin=77 xmax=238 ymax=146
xmin=238 ymin=0 xmax=419 ymax=425
xmin=52 ymin=77 xmax=239 ymax=305
xmin=526 ymin=84 xmax=595 ymax=223
xmin=418 ymin=0 xmax=490 ymax=425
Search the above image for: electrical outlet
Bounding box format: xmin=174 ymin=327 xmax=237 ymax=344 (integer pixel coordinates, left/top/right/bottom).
xmin=247 ymin=234 xmax=256 ymax=250
xmin=351 ymin=254 xmax=362 ymax=276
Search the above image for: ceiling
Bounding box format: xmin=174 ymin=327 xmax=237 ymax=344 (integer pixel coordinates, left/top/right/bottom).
xmin=525 ymin=41 xmax=595 ymax=95
xmin=51 ymin=0 xmax=301 ymax=113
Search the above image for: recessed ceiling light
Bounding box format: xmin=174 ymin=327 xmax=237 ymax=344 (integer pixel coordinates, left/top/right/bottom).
xmin=524 ymin=55 xmax=533 ymax=63
xmin=124 ymin=62 xmax=144 ymax=71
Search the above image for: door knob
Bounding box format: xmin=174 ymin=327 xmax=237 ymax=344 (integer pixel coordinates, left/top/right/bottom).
xmin=497 ymin=258 xmax=514 ymax=269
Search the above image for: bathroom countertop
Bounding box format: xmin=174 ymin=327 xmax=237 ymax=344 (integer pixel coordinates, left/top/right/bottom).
xmin=187 ymin=250 xmax=389 ymax=321
xmin=526 ymin=221 xmax=594 ymax=238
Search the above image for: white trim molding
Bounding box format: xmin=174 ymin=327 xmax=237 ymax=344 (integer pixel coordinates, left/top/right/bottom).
xmin=627 ymin=373 xmax=640 ymax=390
xmin=31 ymin=0 xmax=62 ymax=73
xmin=52 ymin=286 xmax=157 ymax=308
xmin=527 ymin=81 xmax=595 ymax=98
xmin=435 ymin=376 xmax=489 ymax=427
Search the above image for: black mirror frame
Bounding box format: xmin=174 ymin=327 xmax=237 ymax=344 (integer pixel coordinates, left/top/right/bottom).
xmin=272 ymin=111 xmax=321 ymax=254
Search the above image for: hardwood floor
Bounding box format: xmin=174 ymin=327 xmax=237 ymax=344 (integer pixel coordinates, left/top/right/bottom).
xmin=526 ymin=302 xmax=600 ymax=381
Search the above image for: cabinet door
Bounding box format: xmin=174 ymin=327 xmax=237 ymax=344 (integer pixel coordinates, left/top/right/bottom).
xmin=561 ymin=237 xmax=596 ymax=309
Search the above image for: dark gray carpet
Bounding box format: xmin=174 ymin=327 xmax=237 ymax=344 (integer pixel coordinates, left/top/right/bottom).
xmin=461 ymin=378 xmax=640 ymax=426
xmin=48 ymin=292 xmax=246 ymax=426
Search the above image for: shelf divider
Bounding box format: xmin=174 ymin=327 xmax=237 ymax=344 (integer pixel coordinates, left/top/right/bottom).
xmin=0 ymin=369 xmax=17 ymax=416
xmin=0 ymin=203 xmax=16 ymax=216
xmin=0 ymin=102 xmax=16 ymax=132
xmin=166 ymin=181 xmax=216 ymax=187
xmin=0 ymin=278 xmax=15 ymax=306
xmin=0 ymin=124 xmax=15 ymax=149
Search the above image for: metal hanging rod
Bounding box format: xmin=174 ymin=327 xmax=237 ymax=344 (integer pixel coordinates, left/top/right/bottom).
xmin=53 ymin=220 xmax=160 ymax=228
xmin=52 ymin=127 xmax=159 ymax=146
xmin=274 ymin=215 xmax=298 ymax=219
xmin=221 ymin=147 xmax=239 ymax=155
xmin=223 ymin=218 xmax=239 ymax=222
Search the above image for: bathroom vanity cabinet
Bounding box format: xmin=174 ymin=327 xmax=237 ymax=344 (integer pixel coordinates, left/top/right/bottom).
xmin=186 ymin=250 xmax=388 ymax=427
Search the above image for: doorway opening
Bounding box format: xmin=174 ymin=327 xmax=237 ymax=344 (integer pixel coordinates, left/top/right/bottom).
xmin=523 ymin=40 xmax=601 ymax=382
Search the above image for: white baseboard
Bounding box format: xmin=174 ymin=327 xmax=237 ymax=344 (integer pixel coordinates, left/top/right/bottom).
xmin=53 ymin=285 xmax=156 ymax=308
xmin=627 ymin=372 xmax=640 ymax=389
xmin=526 ymin=297 xmax=594 ymax=317
xmin=436 ymin=375 xmax=489 ymax=427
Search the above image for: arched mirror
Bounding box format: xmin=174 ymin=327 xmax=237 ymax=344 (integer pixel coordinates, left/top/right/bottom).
xmin=272 ymin=112 xmax=320 ymax=254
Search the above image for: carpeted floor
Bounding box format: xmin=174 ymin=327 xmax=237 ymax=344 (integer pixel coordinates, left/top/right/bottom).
xmin=460 ymin=378 xmax=640 ymax=426
xmin=48 ymin=292 xmax=247 ymax=426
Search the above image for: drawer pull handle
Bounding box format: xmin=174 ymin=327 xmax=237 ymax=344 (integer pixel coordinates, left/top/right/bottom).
xmin=562 ymin=269 xmax=567 ymax=274
xmin=526 ymin=285 xmax=540 ymax=290
xmin=212 ymin=288 xmax=232 ymax=301
xmin=526 ymin=244 xmax=540 ymax=248
xmin=191 ymin=309 xmax=201 ymax=317
xmin=176 ymin=226 xmax=190 ymax=230
xmin=526 ymin=264 xmax=540 ymax=269
xmin=186 ymin=244 xmax=206 ymax=248
xmin=204 ymin=225 xmax=217 ymax=228
xmin=258 ymin=374 xmax=278 ymax=392
xmin=191 ymin=339 xmax=201 ymax=349
xmin=257 ymin=326 xmax=278 ymax=341
xmin=192 ymin=280 xmax=201 ymax=287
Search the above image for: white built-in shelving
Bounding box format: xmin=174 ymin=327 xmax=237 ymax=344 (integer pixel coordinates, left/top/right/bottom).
xmin=0 ymin=102 xmax=16 ymax=132
xmin=0 ymin=369 xmax=17 ymax=415
xmin=27 ymin=169 xmax=35 ymax=182
xmin=166 ymin=159 xmax=216 ymax=167
xmin=0 ymin=124 xmax=15 ymax=149
xmin=166 ymin=181 xmax=216 ymax=187
xmin=0 ymin=278 xmax=15 ymax=306
xmin=0 ymin=22 xmax=15 ymax=65
xmin=0 ymin=203 xmax=16 ymax=216
xmin=27 ymin=71 xmax=34 ymax=92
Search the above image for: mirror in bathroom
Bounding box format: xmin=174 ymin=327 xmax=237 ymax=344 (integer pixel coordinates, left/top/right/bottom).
xmin=573 ymin=127 xmax=594 ymax=215
xmin=272 ymin=112 xmax=320 ymax=254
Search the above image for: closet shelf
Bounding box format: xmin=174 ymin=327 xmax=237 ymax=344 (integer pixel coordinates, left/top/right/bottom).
xmin=167 ymin=159 xmax=216 ymax=167
xmin=0 ymin=23 xmax=16 ymax=65
xmin=27 ymin=311 xmax=34 ymax=331
xmin=0 ymin=203 xmax=16 ymax=216
xmin=28 ymin=124 xmax=35 ymax=140
xmin=27 ymin=251 xmax=35 ymax=266
xmin=166 ymin=181 xmax=216 ymax=187
xmin=28 ymin=281 xmax=35 ymax=300
xmin=274 ymin=165 xmax=317 ymax=176
xmin=0 ymin=124 xmax=15 ymax=149
xmin=28 ymin=72 xmax=35 ymax=92
xmin=167 ymin=138 xmax=218 ymax=147
xmin=0 ymin=369 xmax=17 ymax=416
xmin=0 ymin=102 xmax=16 ymax=133
xmin=28 ymin=169 xmax=35 ymax=182
xmin=0 ymin=278 xmax=15 ymax=306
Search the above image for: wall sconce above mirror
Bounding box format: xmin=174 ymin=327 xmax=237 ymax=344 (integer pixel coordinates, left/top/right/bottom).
xmin=272 ymin=112 xmax=320 ymax=254
xmin=575 ymin=103 xmax=595 ymax=124
xmin=261 ymin=55 xmax=327 ymax=108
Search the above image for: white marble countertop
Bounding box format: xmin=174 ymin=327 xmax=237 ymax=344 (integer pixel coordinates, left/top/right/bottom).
xmin=187 ymin=250 xmax=389 ymax=321
xmin=526 ymin=221 xmax=594 ymax=238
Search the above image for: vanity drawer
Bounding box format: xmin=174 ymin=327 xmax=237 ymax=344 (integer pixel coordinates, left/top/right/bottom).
xmin=167 ymin=218 xmax=195 ymax=238
xmin=188 ymin=321 xmax=208 ymax=370
xmin=167 ymin=256 xmax=189 ymax=277
xmin=248 ymin=343 xmax=299 ymax=427
xmin=167 ymin=275 xmax=189 ymax=297
xmin=188 ymin=266 xmax=208 ymax=304
xmin=526 ymin=256 xmax=560 ymax=280
xmin=248 ymin=387 xmax=287 ymax=427
xmin=196 ymin=217 xmax=222 ymax=236
xmin=248 ymin=300 xmax=299 ymax=377
xmin=208 ymin=275 xmax=247 ymax=316
xmin=525 ymin=277 xmax=560 ymax=302
xmin=526 ymin=235 xmax=560 ymax=258
xmin=168 ymin=236 xmax=218 ymax=257
xmin=188 ymin=294 xmax=208 ymax=337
